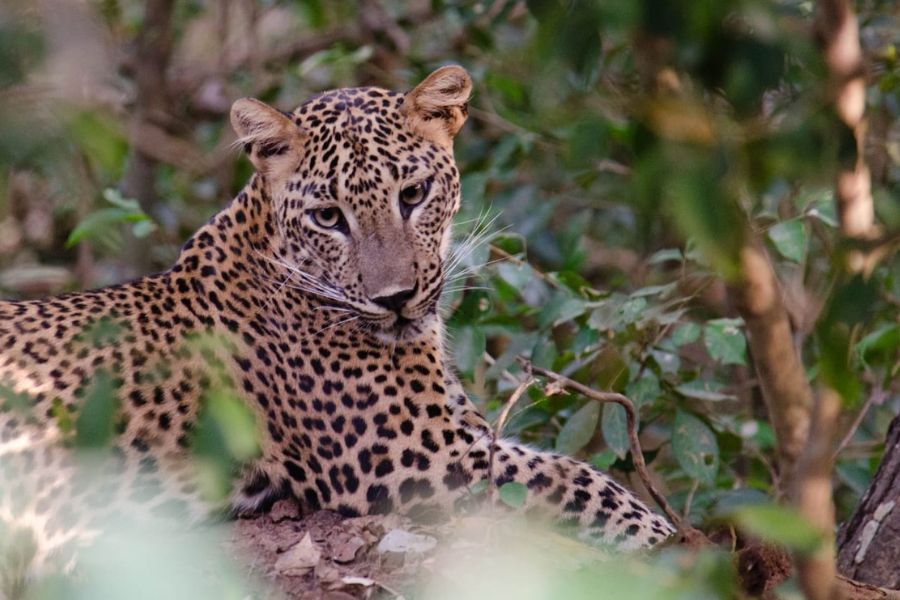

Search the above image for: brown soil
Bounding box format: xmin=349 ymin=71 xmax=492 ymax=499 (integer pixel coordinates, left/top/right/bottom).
xmin=228 ymin=501 xmax=434 ymax=599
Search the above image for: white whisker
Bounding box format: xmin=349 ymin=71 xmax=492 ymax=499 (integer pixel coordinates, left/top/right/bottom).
xmin=313 ymin=316 xmax=360 ymax=336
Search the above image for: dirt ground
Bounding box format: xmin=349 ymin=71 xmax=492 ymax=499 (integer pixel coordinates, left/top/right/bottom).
xmin=229 ymin=502 xmax=437 ymax=599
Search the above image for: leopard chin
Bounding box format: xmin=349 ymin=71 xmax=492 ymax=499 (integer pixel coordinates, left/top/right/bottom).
xmin=370 ymin=313 xmax=438 ymax=345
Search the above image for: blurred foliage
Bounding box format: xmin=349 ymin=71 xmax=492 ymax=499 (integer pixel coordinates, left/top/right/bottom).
xmin=421 ymin=514 xmax=739 ymax=600
xmin=1 ymin=0 xmax=899 ymax=596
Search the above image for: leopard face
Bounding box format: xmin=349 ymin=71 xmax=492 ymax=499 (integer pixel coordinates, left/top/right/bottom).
xmin=231 ymin=67 xmax=472 ymax=344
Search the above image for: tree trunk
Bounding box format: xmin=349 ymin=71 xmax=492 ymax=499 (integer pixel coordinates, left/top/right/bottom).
xmin=837 ymin=415 xmax=900 ymax=589
xmin=120 ymin=0 xmax=176 ymax=275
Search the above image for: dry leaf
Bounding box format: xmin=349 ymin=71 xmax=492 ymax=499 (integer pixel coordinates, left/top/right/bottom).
xmin=340 ymin=576 xmax=375 ymax=587
xmin=274 ymin=532 xmax=321 ymax=576
xmin=377 ymin=529 xmax=438 ymax=554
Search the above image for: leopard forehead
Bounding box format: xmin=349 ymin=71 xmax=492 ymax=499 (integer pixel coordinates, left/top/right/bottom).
xmin=288 ymin=86 xmax=460 ymax=210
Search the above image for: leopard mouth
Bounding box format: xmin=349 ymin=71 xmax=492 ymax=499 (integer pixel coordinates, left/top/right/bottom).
xmin=366 ymin=311 xmax=433 ymax=345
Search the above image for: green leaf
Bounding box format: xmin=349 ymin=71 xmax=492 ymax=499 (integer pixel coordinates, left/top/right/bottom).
xmin=625 ymin=374 xmax=660 ymax=408
xmin=630 ymin=283 xmax=677 ymax=298
xmin=499 ymin=481 xmax=528 ymax=508
xmin=468 ymin=479 xmax=489 ymax=496
xmin=102 ymin=188 xmax=141 ymax=210
xmin=459 ymin=172 xmax=489 ymax=207
xmin=619 ymin=297 xmax=647 ymax=324
xmin=555 ymin=400 xmax=600 ymax=455
xmin=711 ymin=488 xmax=770 ymax=518
xmin=538 ymin=293 xmax=587 ymax=328
xmin=531 ymin=338 xmax=559 ymax=370
xmin=66 ymin=208 xmax=138 ymax=247
xmin=855 ymin=324 xmax=900 ymax=367
xmin=590 ymin=449 xmax=618 ymax=470
xmin=51 ymin=398 xmax=73 ymax=434
xmin=817 ymin=275 xmax=879 ymax=405
xmin=767 ymin=220 xmax=807 ymax=262
xmin=806 ymin=193 xmax=838 ymax=227
xmin=66 ymin=189 xmax=156 ymax=248
xmin=601 ymin=403 xmax=630 ymax=459
xmin=197 ymin=389 xmax=259 ymax=462
xmin=452 ymin=326 xmax=486 ymax=377
xmin=75 ymin=371 xmax=119 ymax=448
xmin=0 ymin=385 xmax=33 ymax=416
xmin=67 ymin=111 xmax=127 ymax=177
xmin=495 ymin=262 xmax=537 ymax=293
xmin=650 ymin=349 xmax=681 ymax=374
xmin=79 ymin=316 xmax=124 ymax=348
xmin=132 ymin=219 xmax=158 ymax=239
xmin=647 ymin=248 xmax=683 ymax=265
xmin=703 ymin=318 xmax=747 ymax=365
xmin=671 ymin=322 xmax=702 ymax=346
xmin=672 ymin=410 xmax=719 ymax=485
xmin=192 ymin=387 xmax=261 ymax=502
xmin=731 ymin=504 xmax=823 ymax=555
xmin=484 ymin=333 xmax=538 ymax=381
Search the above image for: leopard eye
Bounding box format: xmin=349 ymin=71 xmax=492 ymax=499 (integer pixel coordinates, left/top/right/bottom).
xmin=398 ymin=178 xmax=432 ymax=219
xmin=310 ymin=207 xmax=346 ymax=231
xmin=400 ymin=183 xmax=426 ymax=206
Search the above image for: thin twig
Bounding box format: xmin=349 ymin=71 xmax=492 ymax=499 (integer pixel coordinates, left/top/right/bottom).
xmin=517 ymin=357 xmax=690 ymax=534
xmin=682 ymin=479 xmax=700 ymax=523
xmin=481 ymin=351 xmax=524 ymax=387
xmin=488 ymin=376 xmax=536 ymax=504
xmin=832 ymin=385 xmax=885 ymax=461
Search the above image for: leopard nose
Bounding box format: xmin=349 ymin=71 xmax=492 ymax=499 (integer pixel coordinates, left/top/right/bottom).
xmin=372 ymin=287 xmax=416 ymax=313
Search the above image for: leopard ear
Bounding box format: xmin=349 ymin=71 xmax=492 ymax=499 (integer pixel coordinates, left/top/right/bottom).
xmin=402 ymin=65 xmax=472 ymax=150
xmin=230 ymin=98 xmax=303 ymax=178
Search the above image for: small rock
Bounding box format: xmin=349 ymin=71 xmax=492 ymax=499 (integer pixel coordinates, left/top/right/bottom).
xmin=332 ymin=535 xmax=367 ymax=564
xmin=274 ymin=532 xmax=321 ymax=576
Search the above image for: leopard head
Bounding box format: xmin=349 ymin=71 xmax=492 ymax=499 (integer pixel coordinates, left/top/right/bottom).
xmin=230 ymin=66 xmax=472 ymax=343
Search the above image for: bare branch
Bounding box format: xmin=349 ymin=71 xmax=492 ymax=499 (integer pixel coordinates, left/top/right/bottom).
xmin=833 ymin=385 xmax=886 ymax=461
xmin=731 ymin=241 xmax=814 ymax=484
xmin=517 ymin=358 xmax=701 ymax=539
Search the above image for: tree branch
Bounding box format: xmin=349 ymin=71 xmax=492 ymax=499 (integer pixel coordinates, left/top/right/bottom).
xmin=816 ymin=0 xmax=877 ymax=271
xmin=792 ymin=388 xmax=841 ymax=600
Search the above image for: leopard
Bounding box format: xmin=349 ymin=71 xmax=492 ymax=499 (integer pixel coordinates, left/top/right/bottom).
xmin=0 ymin=66 xmax=674 ymax=587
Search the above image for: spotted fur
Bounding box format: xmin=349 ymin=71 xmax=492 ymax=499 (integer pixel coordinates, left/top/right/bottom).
xmin=0 ymin=67 xmax=673 ymax=580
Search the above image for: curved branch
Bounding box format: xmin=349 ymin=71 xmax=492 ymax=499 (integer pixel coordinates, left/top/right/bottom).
xmin=517 ymin=358 xmax=700 ymax=539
